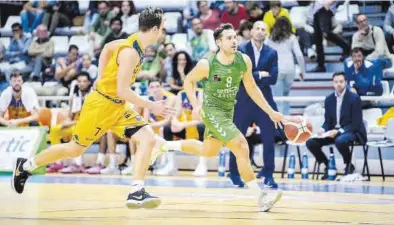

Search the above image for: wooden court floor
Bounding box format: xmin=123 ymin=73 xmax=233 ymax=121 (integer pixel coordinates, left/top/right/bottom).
xmin=0 ymin=173 xmax=394 ymax=225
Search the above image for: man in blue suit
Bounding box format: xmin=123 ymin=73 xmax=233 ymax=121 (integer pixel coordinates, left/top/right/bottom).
xmin=229 ymin=21 xmax=280 ymax=188
xmin=306 ymin=72 xmax=367 ymax=180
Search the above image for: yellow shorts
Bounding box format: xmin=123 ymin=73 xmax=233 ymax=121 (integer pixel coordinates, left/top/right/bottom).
xmin=73 ymin=91 xmax=146 ymax=147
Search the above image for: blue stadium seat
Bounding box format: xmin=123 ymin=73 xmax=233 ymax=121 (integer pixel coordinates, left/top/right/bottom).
xmin=0 ymin=37 xmax=10 ymax=49
xmin=51 ymin=36 xmax=69 ymax=57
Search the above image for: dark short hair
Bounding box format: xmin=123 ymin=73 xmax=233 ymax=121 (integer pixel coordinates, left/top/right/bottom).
xmin=270 ymin=0 xmax=282 ymax=8
xmin=355 ymin=13 xmax=366 ymax=23
xmin=351 ymin=47 xmax=364 ymax=55
xmin=110 ymin=17 xmax=123 ymax=27
xmin=11 ymin=23 xmax=22 ymax=30
xmin=68 ymin=44 xmax=79 ymax=52
xmin=10 ymin=71 xmax=22 ymax=79
xmin=139 ymin=6 xmax=164 ymax=32
xmin=77 ymin=71 xmax=91 ymax=81
xmin=164 ymin=43 xmax=175 ymax=49
xmin=238 ymin=21 xmax=253 ymax=36
xmin=213 ymin=23 xmax=234 ymax=41
xmin=332 ymin=72 xmax=346 ymax=81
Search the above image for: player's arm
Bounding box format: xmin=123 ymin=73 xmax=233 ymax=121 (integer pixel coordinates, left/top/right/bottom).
xmin=183 ymin=59 xmax=209 ymax=109
xmin=242 ymin=54 xmax=276 ymax=117
xmin=117 ymin=47 xmax=156 ymax=109
xmin=0 ymin=111 xmax=9 ymax=126
xmin=12 ymin=109 xmax=39 ymax=125
xmin=96 ymin=39 xmax=126 ymax=84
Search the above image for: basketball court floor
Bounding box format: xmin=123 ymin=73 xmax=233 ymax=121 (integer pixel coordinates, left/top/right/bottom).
xmin=0 ymin=172 xmax=393 ymax=225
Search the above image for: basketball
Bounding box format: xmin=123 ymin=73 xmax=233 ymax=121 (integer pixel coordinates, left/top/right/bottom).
xmin=38 ymin=108 xmax=52 ymax=126
xmin=284 ymin=117 xmax=313 ymax=143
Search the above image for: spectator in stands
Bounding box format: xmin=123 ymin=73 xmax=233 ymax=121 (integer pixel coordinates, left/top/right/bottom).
xmin=56 ymin=45 xmax=80 ymax=84
xmin=137 ymin=45 xmax=161 ymax=81
xmin=197 ymin=0 xmax=221 ymax=30
xmin=160 ymin=43 xmax=177 ymax=85
xmin=102 ymin=17 xmax=129 ymax=46
xmin=80 ymin=54 xmax=98 ymax=81
xmin=170 ymin=51 xmax=193 ymax=95
xmin=385 ymin=4 xmax=394 ymax=54
xmin=188 ymin=17 xmax=217 ymax=62
xmin=120 ymin=0 xmax=138 ymax=35
xmin=88 ymin=1 xmax=115 ymax=57
xmin=267 ymin=17 xmax=305 ymax=116
xmin=42 ymin=1 xmax=79 ymax=36
xmin=0 ymin=72 xmax=39 ymax=127
xmin=344 ymin=48 xmax=383 ymax=97
xmin=353 ymin=13 xmax=394 ymax=66
xmin=20 ymin=0 xmax=46 ymax=33
xmin=306 ymin=72 xmax=367 ymax=179
xmin=263 ymin=1 xmax=295 ymax=36
xmin=28 ymin=24 xmax=54 ymax=81
xmin=0 ymin=23 xmax=32 ymax=80
xmin=221 ymin=0 xmax=249 ymax=30
xmin=245 ymin=2 xmax=265 ymax=24
xmin=310 ymin=1 xmax=350 ymax=72
xmin=238 ymin=21 xmax=253 ymax=46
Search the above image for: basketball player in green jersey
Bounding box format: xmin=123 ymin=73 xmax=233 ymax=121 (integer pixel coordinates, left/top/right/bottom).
xmin=153 ymin=23 xmax=287 ymax=212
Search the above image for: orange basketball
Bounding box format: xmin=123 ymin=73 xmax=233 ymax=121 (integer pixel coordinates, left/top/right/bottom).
xmin=284 ymin=117 xmax=313 ymax=143
xmin=38 ymin=108 xmax=52 ymax=126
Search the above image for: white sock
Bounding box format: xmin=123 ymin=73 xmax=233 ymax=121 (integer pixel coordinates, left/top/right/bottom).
xmin=74 ymin=156 xmax=83 ymax=166
xmin=109 ymin=153 xmax=117 ymax=168
xmin=246 ymin=180 xmax=262 ymax=197
xmin=129 ymin=155 xmax=134 ymax=167
xmin=130 ymin=180 xmax=144 ymax=193
xmin=165 ymin=141 xmax=182 ymax=151
xmin=198 ymin=157 xmax=207 ymax=166
xmin=96 ymin=153 xmax=105 ymax=165
xmin=23 ymin=158 xmax=37 ymax=172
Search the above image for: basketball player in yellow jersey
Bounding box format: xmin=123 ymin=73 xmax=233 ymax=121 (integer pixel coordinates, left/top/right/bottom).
xmin=12 ymin=7 xmax=175 ymax=209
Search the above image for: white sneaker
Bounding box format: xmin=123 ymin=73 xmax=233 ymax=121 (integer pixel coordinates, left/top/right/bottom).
xmin=100 ymin=166 xmax=120 ymax=175
xmin=121 ymin=166 xmax=133 ymax=175
xmin=258 ymin=189 xmax=283 ymax=212
xmin=193 ymin=163 xmax=208 ymax=177
xmin=153 ymin=163 xmax=177 ymax=176
xmin=307 ymin=48 xmax=317 ymax=60
xmin=150 ymin=144 xmax=168 ymax=165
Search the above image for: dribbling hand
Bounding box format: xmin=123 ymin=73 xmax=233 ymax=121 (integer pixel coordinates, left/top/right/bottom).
xmin=269 ymin=111 xmax=287 ymax=129
xmin=151 ymin=100 xmax=177 ymax=119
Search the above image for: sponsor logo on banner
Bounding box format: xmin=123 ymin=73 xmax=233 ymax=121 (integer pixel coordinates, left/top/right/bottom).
xmin=0 ymin=129 xmax=41 ymax=171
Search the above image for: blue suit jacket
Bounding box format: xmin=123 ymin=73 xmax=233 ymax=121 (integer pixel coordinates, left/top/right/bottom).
xmin=236 ymin=41 xmax=278 ymax=109
xmin=323 ymin=90 xmax=367 ymax=144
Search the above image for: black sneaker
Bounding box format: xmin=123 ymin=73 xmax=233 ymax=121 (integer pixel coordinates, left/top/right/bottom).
xmin=125 ymin=188 xmax=161 ymax=209
xmin=11 ymin=158 xmax=32 ymax=194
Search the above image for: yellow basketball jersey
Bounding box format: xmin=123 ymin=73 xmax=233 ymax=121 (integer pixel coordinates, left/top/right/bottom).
xmin=96 ymin=33 xmax=144 ymax=100
xmin=149 ymin=91 xmax=174 ymax=122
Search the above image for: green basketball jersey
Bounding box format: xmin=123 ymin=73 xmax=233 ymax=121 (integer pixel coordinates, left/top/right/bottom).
xmin=201 ymin=51 xmax=247 ymax=110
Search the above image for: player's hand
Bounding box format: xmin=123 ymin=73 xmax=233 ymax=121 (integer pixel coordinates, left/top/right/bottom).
xmin=151 ymin=100 xmax=177 ymax=119
xmin=192 ymin=105 xmax=202 ymax=120
xmin=269 ymin=111 xmax=287 ymax=129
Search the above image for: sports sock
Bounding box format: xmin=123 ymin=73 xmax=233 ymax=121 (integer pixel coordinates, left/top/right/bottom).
xmin=130 ymin=180 xmax=144 ymax=193
xmin=246 ymin=179 xmax=262 ymax=197
xmin=109 ymin=153 xmax=117 ymax=168
xmin=96 ymin=153 xmax=106 ymax=165
xmin=23 ymin=158 xmax=37 ymax=172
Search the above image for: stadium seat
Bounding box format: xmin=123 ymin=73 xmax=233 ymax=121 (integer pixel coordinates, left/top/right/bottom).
xmin=289 ymin=6 xmax=308 ymax=29
xmin=0 ymin=37 xmax=10 ymax=49
xmin=51 ymin=36 xmax=69 ymax=57
xmin=54 ymin=27 xmax=84 ymax=36
xmin=0 ymin=16 xmax=22 ymax=37
xmin=335 ymin=4 xmax=359 ymax=23
xmin=78 ymin=0 xmax=90 ymax=14
xmin=363 ymin=108 xmax=383 ymax=133
xmin=382 ymin=81 xmax=390 ymax=96
xmin=171 ymin=33 xmax=189 ymax=52
xmin=164 ymin=12 xmax=182 ymax=33
xmin=133 ymin=0 xmax=188 ymax=12
xmin=69 ymin=35 xmax=89 ymax=55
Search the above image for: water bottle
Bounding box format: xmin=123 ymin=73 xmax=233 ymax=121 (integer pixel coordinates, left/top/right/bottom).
xmin=140 ymin=80 xmax=148 ymax=96
xmin=301 ymin=152 xmax=309 ymax=179
xmin=328 ymin=153 xmax=337 ymax=180
xmin=218 ymin=149 xmax=226 ymax=177
xmin=287 ymin=153 xmax=296 ymax=179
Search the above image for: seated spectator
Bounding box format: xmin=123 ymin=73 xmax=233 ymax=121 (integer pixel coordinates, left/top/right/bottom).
xmin=160 ymin=43 xmax=177 ymax=86
xmin=344 ymin=48 xmax=383 ymax=96
xmin=138 ymin=45 xmax=161 ymax=81
xmin=245 ymin=2 xmax=265 ymax=24
xmin=28 ymin=24 xmax=54 ymax=81
xmin=0 ymin=23 xmax=32 ymax=79
xmin=55 ymin=45 xmax=80 ymax=86
xmin=353 ymin=13 xmax=394 ymax=66
xmin=310 ymin=1 xmax=349 ymax=72
xmin=188 ymin=17 xmax=217 ymax=62
xmin=306 ymin=72 xmax=367 ymax=179
xmin=120 ymin=0 xmax=138 ymax=34
xmin=237 ymin=21 xmax=253 ymax=46
xmin=170 ymin=51 xmax=193 ymax=95
xmin=384 ymin=5 xmax=394 ymax=54
xmin=88 ymin=1 xmax=115 ymax=57
xmin=42 ymin=1 xmax=79 ymax=36
xmin=20 ymin=0 xmax=46 ymax=33
xmin=0 ymin=72 xmax=39 ymax=127
xmin=160 ymin=87 xmax=207 ymax=176
xmin=101 ymin=17 xmax=129 ymax=49
xmin=80 ymin=54 xmax=98 ymax=80
xmin=221 ymin=0 xmax=249 ymax=30
xmin=263 ymin=1 xmax=295 ymax=36
xmin=197 ymin=0 xmax=221 ymax=30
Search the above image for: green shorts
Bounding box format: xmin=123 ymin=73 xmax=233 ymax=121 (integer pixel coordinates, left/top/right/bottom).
xmin=201 ymin=106 xmax=240 ymax=144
